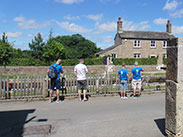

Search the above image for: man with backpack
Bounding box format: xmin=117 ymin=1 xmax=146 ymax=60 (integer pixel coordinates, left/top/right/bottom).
xmin=48 ymin=59 xmax=64 ymax=103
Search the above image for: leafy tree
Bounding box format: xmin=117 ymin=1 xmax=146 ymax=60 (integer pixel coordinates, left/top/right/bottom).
xmin=0 ymin=33 xmax=14 ymax=67
xmin=43 ymin=39 xmax=64 ymax=64
xmin=29 ymin=33 xmax=45 ymax=60
xmin=54 ymin=34 xmax=101 ymax=59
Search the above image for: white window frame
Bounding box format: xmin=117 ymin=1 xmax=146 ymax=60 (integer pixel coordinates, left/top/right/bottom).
xmin=150 ymin=54 xmax=157 ymax=58
xmin=111 ymin=53 xmax=117 ymax=58
xmin=133 ymin=53 xmax=141 ymax=58
xmin=133 ymin=40 xmax=141 ymax=48
xmin=150 ymin=40 xmax=156 ymax=48
xmin=163 ymin=53 xmax=167 ymax=58
xmin=163 ymin=41 xmax=167 ymax=48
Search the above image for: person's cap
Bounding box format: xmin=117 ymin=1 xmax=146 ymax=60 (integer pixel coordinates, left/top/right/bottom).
xmin=134 ymin=61 xmax=138 ymax=65
xmin=122 ymin=63 xmax=125 ymax=66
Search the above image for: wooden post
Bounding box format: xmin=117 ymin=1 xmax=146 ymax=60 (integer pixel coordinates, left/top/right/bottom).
xmin=42 ymin=77 xmax=48 ymax=98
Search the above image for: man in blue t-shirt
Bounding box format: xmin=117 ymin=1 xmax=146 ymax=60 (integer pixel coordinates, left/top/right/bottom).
xmin=131 ymin=61 xmax=143 ymax=97
xmin=118 ymin=63 xmax=129 ymax=99
xmin=48 ymin=59 xmax=64 ymax=103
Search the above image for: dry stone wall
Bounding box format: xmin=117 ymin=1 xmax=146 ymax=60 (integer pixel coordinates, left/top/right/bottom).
xmin=0 ymin=65 xmax=161 ymax=76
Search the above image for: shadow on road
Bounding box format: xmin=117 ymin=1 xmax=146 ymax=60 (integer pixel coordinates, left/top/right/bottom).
xmin=0 ymin=109 xmax=35 ymax=137
xmin=154 ymin=118 xmax=167 ymax=137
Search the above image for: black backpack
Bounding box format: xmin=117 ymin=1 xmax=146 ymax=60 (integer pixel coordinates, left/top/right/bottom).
xmin=48 ymin=64 xmax=58 ymax=79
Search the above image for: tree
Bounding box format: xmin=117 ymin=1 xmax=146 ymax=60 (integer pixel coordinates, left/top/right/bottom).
xmin=54 ymin=34 xmax=101 ymax=59
xmin=0 ymin=33 xmax=14 ymax=67
xmin=43 ymin=39 xmax=64 ymax=64
xmin=29 ymin=33 xmax=45 ymax=60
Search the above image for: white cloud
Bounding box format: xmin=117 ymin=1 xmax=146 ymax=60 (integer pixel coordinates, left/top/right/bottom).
xmin=123 ymin=20 xmax=151 ymax=30
xmin=55 ymin=0 xmax=84 ymax=4
xmin=153 ymin=18 xmax=168 ymax=25
xmin=14 ymin=16 xmax=25 ymax=22
xmin=64 ymin=15 xmax=80 ymax=20
xmin=1 ymin=19 xmax=7 ymax=23
xmin=172 ymin=25 xmax=183 ymax=34
xmin=13 ymin=16 xmax=50 ymax=30
xmin=27 ymin=33 xmax=44 ymax=38
xmin=86 ymin=14 xmax=103 ymax=21
xmin=163 ymin=0 xmax=179 ymax=10
xmin=139 ymin=21 xmax=151 ymax=30
xmin=102 ymin=36 xmax=113 ymax=43
xmin=56 ymin=21 xmax=91 ymax=33
xmin=95 ymin=22 xmax=116 ymax=33
xmin=95 ymin=20 xmax=151 ymax=33
xmin=170 ymin=9 xmax=183 ymax=18
xmin=6 ymin=32 xmax=23 ymax=38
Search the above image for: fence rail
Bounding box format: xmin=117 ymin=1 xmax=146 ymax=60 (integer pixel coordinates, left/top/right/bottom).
xmin=0 ymin=74 xmax=166 ymax=100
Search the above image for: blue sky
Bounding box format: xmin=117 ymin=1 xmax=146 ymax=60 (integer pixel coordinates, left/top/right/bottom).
xmin=0 ymin=0 xmax=183 ymax=50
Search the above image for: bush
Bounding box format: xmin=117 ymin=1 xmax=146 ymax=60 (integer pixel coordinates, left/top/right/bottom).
xmin=8 ymin=58 xmax=47 ymax=66
xmin=84 ymin=58 xmax=104 ymax=65
xmin=61 ymin=58 xmax=104 ymax=66
xmin=61 ymin=59 xmax=79 ymax=66
xmin=163 ymin=58 xmax=167 ymax=65
xmin=113 ymin=58 xmax=158 ymax=65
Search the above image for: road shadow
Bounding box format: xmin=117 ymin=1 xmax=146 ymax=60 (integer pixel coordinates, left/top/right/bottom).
xmin=0 ymin=109 xmax=35 ymax=137
xmin=154 ymin=118 xmax=167 ymax=137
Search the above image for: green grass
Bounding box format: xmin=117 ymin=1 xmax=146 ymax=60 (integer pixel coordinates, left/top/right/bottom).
xmin=143 ymin=85 xmax=165 ymax=89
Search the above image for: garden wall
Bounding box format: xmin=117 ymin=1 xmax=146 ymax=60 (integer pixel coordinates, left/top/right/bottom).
xmin=0 ymin=65 xmax=164 ymax=76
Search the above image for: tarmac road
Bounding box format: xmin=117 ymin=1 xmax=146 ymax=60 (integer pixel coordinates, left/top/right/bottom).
xmin=0 ymin=92 xmax=166 ymax=137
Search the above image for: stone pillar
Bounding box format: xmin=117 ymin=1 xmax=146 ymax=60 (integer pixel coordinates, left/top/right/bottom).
xmin=166 ymin=38 xmax=183 ymax=137
xmin=157 ymin=54 xmax=163 ymax=65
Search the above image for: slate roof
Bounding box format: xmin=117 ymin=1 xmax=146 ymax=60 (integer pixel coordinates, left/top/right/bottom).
xmin=117 ymin=30 xmax=175 ymax=40
xmin=96 ymin=44 xmax=120 ymax=55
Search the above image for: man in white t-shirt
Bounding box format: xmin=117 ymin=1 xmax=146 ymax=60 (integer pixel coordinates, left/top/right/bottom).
xmin=74 ymin=59 xmax=88 ymax=101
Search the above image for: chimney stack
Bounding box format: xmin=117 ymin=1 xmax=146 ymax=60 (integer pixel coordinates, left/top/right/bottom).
xmin=117 ymin=17 xmax=123 ymax=33
xmin=166 ymin=20 xmax=172 ymax=33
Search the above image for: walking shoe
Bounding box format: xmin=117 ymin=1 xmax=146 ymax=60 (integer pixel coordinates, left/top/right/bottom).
xmin=48 ymin=100 xmax=52 ymax=103
xmin=124 ymin=96 xmax=128 ymax=99
xmin=56 ymin=100 xmax=61 ymax=103
xmin=120 ymin=96 xmax=124 ymax=99
xmin=131 ymin=95 xmax=137 ymax=99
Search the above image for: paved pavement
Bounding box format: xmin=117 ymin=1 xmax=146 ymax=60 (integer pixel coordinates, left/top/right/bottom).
xmin=0 ymin=92 xmax=166 ymax=137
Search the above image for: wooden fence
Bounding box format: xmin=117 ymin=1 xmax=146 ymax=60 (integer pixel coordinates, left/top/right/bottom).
xmin=0 ymin=74 xmax=166 ymax=100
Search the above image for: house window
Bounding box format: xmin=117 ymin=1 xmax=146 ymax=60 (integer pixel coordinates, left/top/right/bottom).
xmin=151 ymin=40 xmax=156 ymax=48
xmin=163 ymin=41 xmax=167 ymax=48
xmin=134 ymin=53 xmax=141 ymax=58
xmin=112 ymin=53 xmax=117 ymax=58
xmin=163 ymin=53 xmax=167 ymax=58
xmin=150 ymin=55 xmax=157 ymax=58
xmin=134 ymin=40 xmax=141 ymax=47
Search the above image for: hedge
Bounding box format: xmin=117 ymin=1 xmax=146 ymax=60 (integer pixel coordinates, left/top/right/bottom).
xmin=163 ymin=58 xmax=167 ymax=65
xmin=61 ymin=58 xmax=104 ymax=66
xmin=8 ymin=58 xmax=47 ymax=66
xmin=113 ymin=58 xmax=158 ymax=65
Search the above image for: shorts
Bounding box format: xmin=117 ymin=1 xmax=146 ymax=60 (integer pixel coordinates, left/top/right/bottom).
xmin=132 ymin=79 xmax=141 ymax=89
xmin=50 ymin=78 xmax=61 ymax=90
xmin=120 ymin=80 xmax=128 ymax=90
xmin=77 ymin=80 xmax=87 ymax=90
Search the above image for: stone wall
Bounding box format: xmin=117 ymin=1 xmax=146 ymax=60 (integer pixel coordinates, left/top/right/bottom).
xmin=0 ymin=65 xmax=161 ymax=76
xmin=166 ymin=37 xmax=183 ymax=137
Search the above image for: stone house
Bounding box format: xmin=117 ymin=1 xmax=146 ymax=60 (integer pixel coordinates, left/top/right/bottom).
xmin=96 ymin=17 xmax=175 ymax=65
